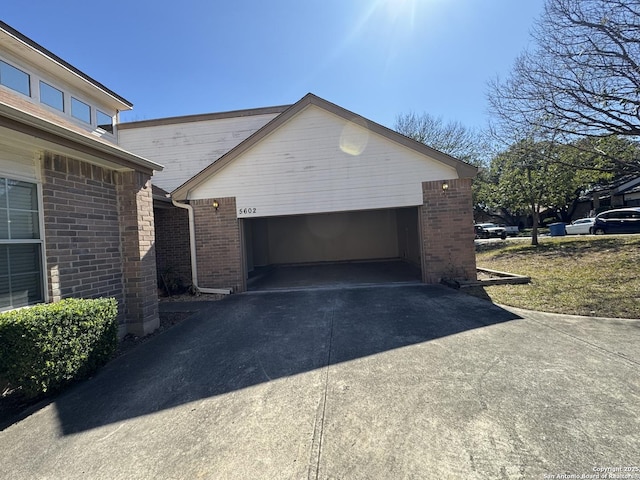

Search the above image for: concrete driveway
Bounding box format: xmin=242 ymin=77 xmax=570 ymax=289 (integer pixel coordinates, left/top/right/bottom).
xmin=1 ymin=285 xmax=639 ymax=479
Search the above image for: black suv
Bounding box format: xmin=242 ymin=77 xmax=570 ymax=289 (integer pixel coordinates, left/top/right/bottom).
xmin=592 ymin=207 xmax=640 ymax=235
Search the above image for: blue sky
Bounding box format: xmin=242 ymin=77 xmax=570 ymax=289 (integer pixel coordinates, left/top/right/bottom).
xmin=3 ymin=0 xmax=544 ymax=131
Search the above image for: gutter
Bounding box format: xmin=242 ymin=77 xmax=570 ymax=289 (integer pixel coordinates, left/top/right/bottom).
xmin=171 ymin=199 xmax=232 ymax=295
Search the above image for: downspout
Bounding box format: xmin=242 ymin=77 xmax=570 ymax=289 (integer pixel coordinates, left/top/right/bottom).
xmin=171 ymin=198 xmax=232 ymax=295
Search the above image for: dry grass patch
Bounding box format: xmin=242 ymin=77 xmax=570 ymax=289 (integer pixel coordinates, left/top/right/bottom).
xmin=467 ymin=236 xmax=640 ymax=318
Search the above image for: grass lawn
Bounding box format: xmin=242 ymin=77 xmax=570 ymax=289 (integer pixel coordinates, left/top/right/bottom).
xmin=467 ymin=235 xmax=640 ymax=319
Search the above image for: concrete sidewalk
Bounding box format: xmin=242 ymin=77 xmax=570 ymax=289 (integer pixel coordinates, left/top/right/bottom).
xmin=1 ymin=285 xmax=638 ymax=479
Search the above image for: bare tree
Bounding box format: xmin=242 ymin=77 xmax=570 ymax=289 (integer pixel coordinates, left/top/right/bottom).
xmin=489 ymin=0 xmax=640 ymax=174
xmin=394 ymin=112 xmax=488 ymax=165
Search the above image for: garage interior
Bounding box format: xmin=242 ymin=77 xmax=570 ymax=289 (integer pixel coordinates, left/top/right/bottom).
xmin=242 ymin=207 xmax=422 ymax=290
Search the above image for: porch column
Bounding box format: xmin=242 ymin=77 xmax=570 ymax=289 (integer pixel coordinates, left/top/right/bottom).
xmin=117 ymin=171 xmax=159 ymax=336
xmin=420 ymin=178 xmax=477 ymax=283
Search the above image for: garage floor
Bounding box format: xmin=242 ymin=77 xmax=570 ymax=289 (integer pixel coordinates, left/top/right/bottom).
xmin=247 ymin=259 xmax=421 ymax=291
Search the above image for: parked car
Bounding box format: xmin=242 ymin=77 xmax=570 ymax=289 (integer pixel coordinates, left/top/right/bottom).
xmin=592 ymin=208 xmax=640 ymax=235
xmin=565 ymin=217 xmax=595 ymax=235
xmin=475 ymin=223 xmax=507 ymax=239
xmin=499 ymin=224 xmax=520 ymax=237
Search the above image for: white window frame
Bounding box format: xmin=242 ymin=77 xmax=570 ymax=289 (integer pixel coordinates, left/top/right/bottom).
xmin=71 ymin=96 xmax=91 ymax=124
xmin=96 ymin=109 xmax=114 ymax=134
xmin=39 ymin=80 xmax=65 ymax=112
xmin=0 ymin=53 xmax=117 ymax=139
xmin=0 ymin=59 xmax=31 ymax=97
xmin=0 ymin=173 xmax=48 ymax=311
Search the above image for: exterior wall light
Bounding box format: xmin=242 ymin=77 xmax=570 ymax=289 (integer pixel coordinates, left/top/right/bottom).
xmin=442 ymin=182 xmax=449 ymax=191
xmin=212 ymin=200 xmax=219 ymax=210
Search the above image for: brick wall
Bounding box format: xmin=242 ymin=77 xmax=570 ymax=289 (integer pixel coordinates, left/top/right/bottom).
xmin=155 ymin=205 xmax=192 ymax=290
xmin=42 ymin=154 xmax=125 ymax=314
xmin=420 ymin=178 xmax=476 ymax=283
xmin=191 ymin=197 xmax=244 ymax=293
xmin=42 ymin=153 xmax=159 ymax=336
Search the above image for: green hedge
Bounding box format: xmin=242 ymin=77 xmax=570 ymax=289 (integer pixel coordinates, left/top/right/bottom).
xmin=0 ymin=298 xmax=118 ymax=398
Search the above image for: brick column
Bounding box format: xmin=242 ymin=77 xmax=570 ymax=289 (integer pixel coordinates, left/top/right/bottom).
xmin=117 ymin=171 xmax=159 ymax=336
xmin=191 ymin=197 xmax=244 ymax=293
xmin=420 ymin=178 xmax=476 ymax=283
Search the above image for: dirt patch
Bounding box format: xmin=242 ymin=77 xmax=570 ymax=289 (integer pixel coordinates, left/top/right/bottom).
xmin=115 ymin=311 xmax=193 ymax=358
xmin=159 ymin=291 xmax=227 ymax=303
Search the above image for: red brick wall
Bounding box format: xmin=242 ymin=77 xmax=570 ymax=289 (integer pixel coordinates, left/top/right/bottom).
xmin=420 ymin=178 xmax=476 ymax=283
xmin=154 ymin=205 xmax=192 ymax=289
xmin=42 ymin=153 xmax=159 ymax=336
xmin=191 ymin=197 xmax=244 ymax=293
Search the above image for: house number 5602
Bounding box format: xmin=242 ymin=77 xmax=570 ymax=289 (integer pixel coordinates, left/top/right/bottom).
xmin=238 ymin=208 xmax=257 ymax=215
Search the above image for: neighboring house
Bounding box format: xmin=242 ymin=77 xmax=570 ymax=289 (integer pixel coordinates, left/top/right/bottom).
xmin=119 ymin=94 xmax=479 ymax=293
xmin=590 ymin=175 xmax=640 ymax=210
xmin=573 ymin=175 xmax=640 ymax=219
xmin=0 ymin=22 xmax=163 ymax=336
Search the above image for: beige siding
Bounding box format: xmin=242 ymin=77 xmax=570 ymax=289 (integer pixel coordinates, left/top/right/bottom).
xmin=190 ymin=106 xmax=458 ymax=217
xmin=118 ymin=113 xmax=280 ymax=192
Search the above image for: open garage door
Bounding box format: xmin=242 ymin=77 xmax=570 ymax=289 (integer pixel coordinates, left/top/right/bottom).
xmin=243 ymin=207 xmax=421 ymax=289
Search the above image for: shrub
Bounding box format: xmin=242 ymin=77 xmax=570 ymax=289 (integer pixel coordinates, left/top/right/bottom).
xmin=0 ymin=298 xmax=118 ymax=398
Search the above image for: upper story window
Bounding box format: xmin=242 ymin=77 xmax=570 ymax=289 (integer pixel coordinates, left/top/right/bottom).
xmin=0 ymin=60 xmax=30 ymax=96
xmin=97 ymin=110 xmax=113 ymax=134
xmin=39 ymin=81 xmax=64 ymax=112
xmin=71 ymin=97 xmax=91 ymax=124
xmin=0 ymin=56 xmax=116 ymax=137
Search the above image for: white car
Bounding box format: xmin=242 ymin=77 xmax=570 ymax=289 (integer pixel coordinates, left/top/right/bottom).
xmin=565 ymin=218 xmax=595 ymax=235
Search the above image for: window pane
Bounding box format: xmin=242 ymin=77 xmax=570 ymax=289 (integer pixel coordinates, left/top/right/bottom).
xmin=11 ymin=272 xmax=43 ymax=306
xmin=0 ymin=60 xmax=30 ymax=96
xmin=0 ymin=245 xmax=43 ymax=310
xmin=8 ymin=211 xmax=39 ymax=239
xmin=97 ymin=110 xmax=113 ymax=133
xmin=7 ymin=180 xmax=38 ymax=210
xmin=40 ymin=81 xmax=64 ymax=111
xmin=0 ymin=245 xmax=7 ymax=275
xmin=9 ymin=244 xmax=41 ymax=274
xmin=0 ymin=209 xmax=8 ymax=239
xmin=71 ymin=97 xmax=91 ymax=123
xmin=0 ymin=276 xmax=9 ymax=310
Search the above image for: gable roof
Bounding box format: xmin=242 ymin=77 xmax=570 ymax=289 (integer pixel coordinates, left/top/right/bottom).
xmin=172 ymin=93 xmax=478 ymax=199
xmin=118 ymin=104 xmax=287 ymax=192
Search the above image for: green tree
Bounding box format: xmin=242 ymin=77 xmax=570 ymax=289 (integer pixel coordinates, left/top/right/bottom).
xmin=483 ymin=139 xmax=614 ymax=245
xmin=547 ymin=137 xmax=638 ymax=220
xmin=486 ymin=140 xmax=552 ymax=245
